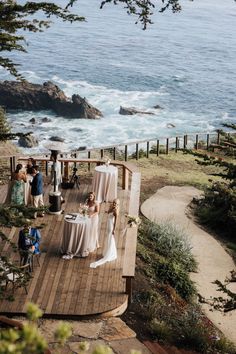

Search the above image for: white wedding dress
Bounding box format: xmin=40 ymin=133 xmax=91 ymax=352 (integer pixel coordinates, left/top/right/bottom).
xmin=90 ymin=213 xmax=117 ymax=268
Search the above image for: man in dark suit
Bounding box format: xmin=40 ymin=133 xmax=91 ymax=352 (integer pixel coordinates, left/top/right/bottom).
xmin=31 ymin=165 xmax=44 ymax=218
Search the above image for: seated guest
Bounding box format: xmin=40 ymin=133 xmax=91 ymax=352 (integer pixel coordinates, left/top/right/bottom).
xmin=18 ymin=224 xmax=41 ymax=265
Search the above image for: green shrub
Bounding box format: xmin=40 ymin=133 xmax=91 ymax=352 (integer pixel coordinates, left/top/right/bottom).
xmin=171 ymin=306 xmax=210 ymax=352
xmin=154 ymin=258 xmax=196 ymax=300
xmin=149 ymin=318 xmax=172 ymax=342
xmin=142 ymin=221 xmax=197 ymax=272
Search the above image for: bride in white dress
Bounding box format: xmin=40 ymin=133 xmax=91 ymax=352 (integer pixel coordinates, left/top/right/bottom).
xmin=90 ymin=198 xmax=119 ymax=268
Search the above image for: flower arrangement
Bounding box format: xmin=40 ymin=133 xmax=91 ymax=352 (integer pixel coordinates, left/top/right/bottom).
xmin=79 ymin=203 xmax=89 ymax=217
xmin=104 ymin=157 xmax=111 ymax=167
xmin=125 ymin=214 xmax=141 ymax=227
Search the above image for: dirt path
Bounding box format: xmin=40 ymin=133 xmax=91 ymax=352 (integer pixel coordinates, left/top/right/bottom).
xmin=141 ymin=186 xmax=236 ymax=344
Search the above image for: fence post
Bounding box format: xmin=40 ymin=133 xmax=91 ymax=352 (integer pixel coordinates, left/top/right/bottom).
xmin=122 ymin=165 xmax=129 ymax=190
xmin=125 ymin=145 xmax=128 ymax=162
xmin=147 ymin=141 xmax=149 ymax=158
xmin=166 ymin=138 xmax=169 ymax=155
xmin=100 ymin=149 xmax=104 ymax=159
xmin=206 ymin=134 xmax=210 ymax=150
xmin=183 ymin=135 xmax=187 ymax=149
xmin=113 ymin=147 xmax=116 ymax=160
xmin=175 ymin=137 xmax=178 ymax=153
xmin=136 ymin=143 xmax=139 ymax=160
xmin=157 ymin=140 xmax=160 ymax=156
xmin=88 ymin=151 xmax=91 ymax=172
xmin=195 ymin=134 xmax=199 ymax=150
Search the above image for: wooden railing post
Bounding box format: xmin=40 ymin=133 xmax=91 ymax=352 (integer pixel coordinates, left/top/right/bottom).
xmin=136 ymin=143 xmax=139 ymax=160
xmin=195 ymin=134 xmax=199 ymax=150
xmin=88 ymin=151 xmax=91 ymax=171
xmin=113 ymin=147 xmax=116 ymax=161
xmin=125 ymin=277 xmax=133 ymax=304
xmin=10 ymin=157 xmax=13 ymax=176
xmin=146 ymin=141 xmax=149 ymax=158
xmin=100 ymin=149 xmax=104 ymax=159
xmin=157 ymin=140 xmax=159 ymax=156
xmin=175 ymin=137 xmax=178 ymax=153
xmin=183 ymin=135 xmax=187 ymax=149
xmin=124 ymin=145 xmax=128 ymax=162
xmin=64 ymin=162 xmax=69 ymax=180
xmin=122 ymin=166 xmax=129 ymax=190
xmin=206 ymin=134 xmax=210 ymax=150
xmin=166 ymin=138 xmax=169 ymax=155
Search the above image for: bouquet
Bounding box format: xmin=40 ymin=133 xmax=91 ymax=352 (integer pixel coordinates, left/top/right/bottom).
xmin=79 ymin=204 xmax=89 ymax=217
xmin=104 ymin=157 xmax=111 ymax=167
xmin=125 ymin=214 xmax=141 ymax=228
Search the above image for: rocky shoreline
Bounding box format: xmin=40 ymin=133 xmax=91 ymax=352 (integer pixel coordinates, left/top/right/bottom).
xmin=0 ymin=80 xmax=103 ymax=119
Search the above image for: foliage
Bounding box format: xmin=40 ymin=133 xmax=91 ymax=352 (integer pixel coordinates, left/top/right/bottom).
xmin=0 ymin=106 xmax=31 ymax=141
xmin=0 ymin=0 xmax=85 ymax=79
xmin=138 ymin=219 xmax=197 ymax=300
xmin=186 ymin=149 xmax=236 ymax=238
xmin=0 ymin=203 xmax=46 ymax=299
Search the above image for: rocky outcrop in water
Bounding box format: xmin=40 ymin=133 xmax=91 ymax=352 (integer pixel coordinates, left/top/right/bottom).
xmin=18 ymin=134 xmax=38 ymax=148
xmin=0 ymin=81 xmax=103 ymax=119
xmin=119 ymin=106 xmax=155 ymax=115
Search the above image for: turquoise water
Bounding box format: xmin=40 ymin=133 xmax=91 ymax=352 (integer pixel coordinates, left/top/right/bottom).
xmin=2 ymin=0 xmax=236 ymax=153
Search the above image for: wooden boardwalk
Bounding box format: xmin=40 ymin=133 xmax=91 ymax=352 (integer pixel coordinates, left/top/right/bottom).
xmin=0 ymin=178 xmax=130 ymax=318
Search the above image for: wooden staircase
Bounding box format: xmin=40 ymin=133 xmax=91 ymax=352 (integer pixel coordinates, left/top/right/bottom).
xmin=143 ymin=341 xmax=200 ymax=354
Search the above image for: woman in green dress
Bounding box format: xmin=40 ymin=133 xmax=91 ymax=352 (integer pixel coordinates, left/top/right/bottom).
xmin=11 ymin=164 xmax=27 ymax=205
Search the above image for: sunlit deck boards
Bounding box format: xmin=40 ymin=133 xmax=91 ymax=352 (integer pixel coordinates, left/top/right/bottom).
xmin=0 ymin=178 xmax=130 ymax=317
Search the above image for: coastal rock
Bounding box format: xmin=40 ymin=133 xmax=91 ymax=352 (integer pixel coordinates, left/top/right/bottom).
xmin=18 ymin=134 xmax=38 ymax=148
xmin=0 ymin=80 xmax=103 ymax=119
xmin=29 ymin=118 xmax=36 ymax=123
xmin=42 ymin=117 xmax=51 ymax=123
xmin=166 ymin=123 xmax=176 ymax=128
xmin=153 ymin=104 xmax=163 ymax=109
xmin=49 ymin=136 xmax=65 ymax=142
xmin=119 ymin=106 xmax=154 ymax=115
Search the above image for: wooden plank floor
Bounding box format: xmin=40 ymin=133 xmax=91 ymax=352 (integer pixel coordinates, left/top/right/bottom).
xmin=0 ymin=177 xmax=130 ymax=318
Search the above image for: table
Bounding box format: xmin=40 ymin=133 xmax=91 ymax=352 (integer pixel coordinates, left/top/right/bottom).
xmin=61 ymin=214 xmax=92 ymax=258
xmin=92 ymin=165 xmax=118 ymax=203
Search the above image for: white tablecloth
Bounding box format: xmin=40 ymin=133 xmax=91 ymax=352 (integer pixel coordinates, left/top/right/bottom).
xmin=92 ymin=165 xmax=118 ymax=203
xmin=61 ymin=214 xmax=91 ymax=257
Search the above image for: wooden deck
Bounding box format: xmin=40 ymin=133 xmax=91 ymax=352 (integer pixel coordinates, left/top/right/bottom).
xmin=0 ymin=178 xmax=131 ymax=318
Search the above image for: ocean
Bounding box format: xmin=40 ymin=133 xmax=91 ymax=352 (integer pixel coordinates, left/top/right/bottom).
xmin=1 ymin=0 xmax=236 ymax=154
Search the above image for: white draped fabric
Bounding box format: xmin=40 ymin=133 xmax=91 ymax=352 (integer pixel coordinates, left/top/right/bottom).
xmin=92 ymin=165 xmax=118 ymax=203
xmin=61 ymin=214 xmax=93 ymax=258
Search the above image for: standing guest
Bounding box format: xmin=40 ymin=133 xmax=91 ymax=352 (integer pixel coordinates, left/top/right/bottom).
xmin=90 ymin=198 xmax=119 ymax=268
xmin=26 ymin=157 xmax=36 ymax=175
xmin=10 ymin=164 xmax=27 ymax=205
xmin=85 ymin=192 xmax=100 ymax=251
xmin=31 ymin=165 xmax=44 ymax=218
xmin=25 ymin=158 xmax=36 ymax=206
xmin=50 ymin=152 xmax=62 ymax=192
xmin=18 ymin=224 xmax=41 ymax=266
